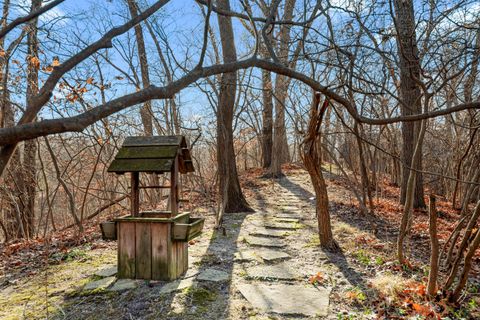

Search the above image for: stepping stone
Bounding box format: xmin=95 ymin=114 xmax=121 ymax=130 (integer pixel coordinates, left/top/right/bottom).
xmin=274 ymin=217 xmax=300 ymax=223
xmin=159 ymin=278 xmax=195 ymax=294
xmin=246 ymin=263 xmax=300 ymax=281
xmin=245 ymin=236 xmax=286 ymax=248
xmin=249 ymin=228 xmax=288 ymax=238
xmin=257 ymin=250 xmax=290 ymax=262
xmin=94 ymin=266 xmax=117 ymax=278
xmin=237 ymin=283 xmax=330 ymax=317
xmin=264 ymin=222 xmax=301 ymax=230
xmin=183 ymin=268 xmax=200 ymax=278
xmin=109 ymin=279 xmax=137 ymax=292
xmin=197 ymin=268 xmax=230 ymax=282
xmin=275 ymin=213 xmax=302 ymax=219
xmin=83 ymin=276 xmax=116 ymax=291
xmin=234 ymin=250 xmax=258 ymax=262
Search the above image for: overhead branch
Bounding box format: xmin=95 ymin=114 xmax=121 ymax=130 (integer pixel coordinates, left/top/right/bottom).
xmin=0 ymin=0 xmax=65 ymax=40
xmin=0 ymin=57 xmax=479 ymax=145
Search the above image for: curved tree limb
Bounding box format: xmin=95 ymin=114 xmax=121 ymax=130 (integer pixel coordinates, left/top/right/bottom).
xmin=0 ymin=0 xmax=65 ymax=40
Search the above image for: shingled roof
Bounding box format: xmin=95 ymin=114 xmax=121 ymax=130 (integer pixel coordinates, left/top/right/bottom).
xmin=107 ymin=135 xmax=194 ymax=174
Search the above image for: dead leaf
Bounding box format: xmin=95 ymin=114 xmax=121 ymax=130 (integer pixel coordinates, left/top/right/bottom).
xmin=29 ymin=56 xmax=40 ymax=69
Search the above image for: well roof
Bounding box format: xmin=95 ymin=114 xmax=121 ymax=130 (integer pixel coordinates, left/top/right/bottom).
xmin=107 ymin=135 xmax=194 ymax=174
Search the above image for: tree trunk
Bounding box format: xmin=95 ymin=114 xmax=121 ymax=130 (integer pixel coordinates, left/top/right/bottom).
xmin=427 ymin=195 xmax=439 ymax=297
xmin=267 ymin=0 xmax=296 ymax=177
xmin=216 ymin=0 xmax=252 ymax=213
xmin=302 ymin=93 xmax=338 ymax=250
xmin=21 ymin=0 xmax=42 ymax=238
xmin=261 ymin=69 xmax=273 ymax=169
xmin=127 ymin=0 xmax=161 ymax=207
xmin=393 ymin=0 xmax=426 ymax=209
xmin=127 ymin=0 xmax=153 ymax=136
xmin=397 ymin=117 xmax=427 ymax=264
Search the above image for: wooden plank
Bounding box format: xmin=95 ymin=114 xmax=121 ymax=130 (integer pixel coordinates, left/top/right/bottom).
xmin=118 ymin=222 xmax=135 ymax=278
xmin=108 ymin=158 xmax=174 ymax=173
xmin=131 ymin=172 xmax=140 ymax=216
xmin=175 ymin=242 xmax=182 ymax=277
xmin=170 ymin=156 xmax=179 ymax=216
xmin=179 ymin=242 xmax=187 ymax=276
xmin=116 ymin=146 xmax=178 ymax=159
xmin=114 ymin=212 xmax=189 ymax=223
xmin=172 ymin=217 xmax=204 ymax=241
xmin=183 ymin=242 xmax=188 ymax=274
xmin=151 ymin=222 xmax=170 ymax=280
xmin=123 ymin=135 xmax=182 ymax=147
xmin=135 ymin=222 xmax=152 ymax=279
xmin=169 ymin=234 xmax=178 ymax=280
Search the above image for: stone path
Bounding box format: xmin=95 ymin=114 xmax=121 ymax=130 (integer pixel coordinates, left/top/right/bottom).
xmin=237 ymin=283 xmax=330 ymax=317
xmin=233 ymin=179 xmax=332 ymax=318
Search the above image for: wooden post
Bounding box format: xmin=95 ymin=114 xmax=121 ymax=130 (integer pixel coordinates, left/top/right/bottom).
xmin=131 ymin=172 xmax=140 ymax=217
xmin=170 ymin=156 xmax=179 ymax=216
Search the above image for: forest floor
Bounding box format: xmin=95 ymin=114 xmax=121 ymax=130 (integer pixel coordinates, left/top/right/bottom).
xmin=1 ymin=165 xmax=479 ymax=319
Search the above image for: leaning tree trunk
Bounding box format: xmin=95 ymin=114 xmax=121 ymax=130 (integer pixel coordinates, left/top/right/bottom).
xmin=301 ymin=93 xmax=338 ymax=250
xmin=216 ymin=0 xmax=252 ymax=214
xmin=393 ymin=0 xmax=426 ymax=209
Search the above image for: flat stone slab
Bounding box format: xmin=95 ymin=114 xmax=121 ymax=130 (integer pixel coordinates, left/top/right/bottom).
xmin=83 ymin=276 xmax=116 ymax=291
xmin=238 ymin=283 xmax=330 ymax=316
xmin=245 ymin=236 xmax=286 ymax=248
xmin=246 ymin=263 xmax=300 ymax=281
xmin=274 ymin=217 xmax=300 ymax=223
xmin=234 ymin=250 xmax=258 ymax=262
xmin=159 ymin=278 xmax=195 ymax=294
xmin=264 ymin=222 xmax=301 ymax=230
xmin=109 ymin=279 xmax=137 ymax=291
xmin=275 ymin=213 xmax=302 ymax=219
xmin=94 ymin=266 xmax=117 ymax=278
xmin=197 ymin=268 xmax=230 ymax=282
xmin=257 ymin=250 xmax=291 ymax=262
xmin=249 ymin=228 xmax=288 ymax=238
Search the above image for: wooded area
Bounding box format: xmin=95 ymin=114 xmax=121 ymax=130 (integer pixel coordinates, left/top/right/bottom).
xmin=0 ymin=0 xmax=479 ymax=319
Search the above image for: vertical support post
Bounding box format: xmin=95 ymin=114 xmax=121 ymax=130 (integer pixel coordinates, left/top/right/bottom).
xmin=170 ymin=156 xmax=179 ymax=216
xmin=131 ymin=171 xmax=140 ymax=216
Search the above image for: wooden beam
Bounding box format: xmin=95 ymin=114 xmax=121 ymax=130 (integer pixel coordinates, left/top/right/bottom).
xmin=131 ymin=172 xmax=140 ymax=216
xmin=170 ymin=156 xmax=179 ymax=216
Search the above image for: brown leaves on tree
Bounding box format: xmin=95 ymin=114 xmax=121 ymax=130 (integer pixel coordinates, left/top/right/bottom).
xmin=28 ymin=55 xmax=40 ymax=69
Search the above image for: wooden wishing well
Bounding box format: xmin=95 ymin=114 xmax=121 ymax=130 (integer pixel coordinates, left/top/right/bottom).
xmin=101 ymin=135 xmax=204 ymax=280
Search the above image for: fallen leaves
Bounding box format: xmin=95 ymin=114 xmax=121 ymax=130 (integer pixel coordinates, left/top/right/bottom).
xmin=308 ymin=271 xmax=324 ymax=285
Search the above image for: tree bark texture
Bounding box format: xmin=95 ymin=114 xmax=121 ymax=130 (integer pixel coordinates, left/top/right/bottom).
xmin=301 ymin=93 xmax=338 ymax=250
xmin=268 ymin=0 xmax=296 ymax=177
xmin=216 ymin=0 xmax=252 ymax=213
xmin=393 ymin=0 xmax=426 ymax=208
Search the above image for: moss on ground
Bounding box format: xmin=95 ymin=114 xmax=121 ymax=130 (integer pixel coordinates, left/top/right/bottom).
xmin=0 ymin=248 xmax=115 ymax=319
